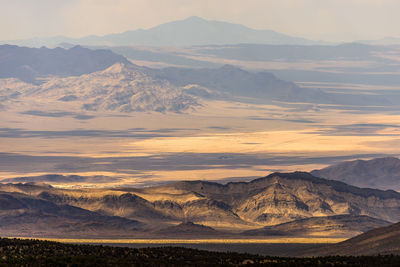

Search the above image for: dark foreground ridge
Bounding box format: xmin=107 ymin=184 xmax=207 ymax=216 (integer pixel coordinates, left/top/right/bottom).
xmin=0 ymin=238 xmax=399 ymax=266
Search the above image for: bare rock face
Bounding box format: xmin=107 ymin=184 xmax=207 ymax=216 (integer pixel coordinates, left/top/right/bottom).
xmin=312 ymin=157 xmax=400 ymax=191
xmin=0 ymin=172 xmax=399 ymax=238
xmin=16 ymin=63 xmax=201 ymax=113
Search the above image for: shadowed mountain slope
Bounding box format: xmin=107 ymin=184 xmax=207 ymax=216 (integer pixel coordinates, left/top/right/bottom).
xmin=154 ymin=222 xmax=224 ymax=237
xmin=303 ymin=222 xmax=400 ymax=256
xmin=243 ymin=215 xmax=391 ymax=237
xmin=0 ymin=190 xmax=143 ymax=237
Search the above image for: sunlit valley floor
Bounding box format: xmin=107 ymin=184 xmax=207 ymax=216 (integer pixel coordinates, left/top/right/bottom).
xmin=2 ymin=84 xmax=400 ymax=188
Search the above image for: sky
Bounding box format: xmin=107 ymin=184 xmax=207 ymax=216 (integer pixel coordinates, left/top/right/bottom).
xmin=1 ymin=0 xmax=400 ymax=42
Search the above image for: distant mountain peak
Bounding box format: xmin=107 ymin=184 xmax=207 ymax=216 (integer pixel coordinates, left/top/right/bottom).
xmin=219 ymin=64 xmax=243 ymax=71
xmin=182 ymin=16 xmax=206 ymax=22
xmin=1 ymin=17 xmax=322 ymax=47
xmin=312 ymin=157 xmax=400 ymax=191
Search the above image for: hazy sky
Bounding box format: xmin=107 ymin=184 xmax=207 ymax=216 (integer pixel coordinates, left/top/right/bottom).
xmin=1 ymin=0 xmax=400 ymax=42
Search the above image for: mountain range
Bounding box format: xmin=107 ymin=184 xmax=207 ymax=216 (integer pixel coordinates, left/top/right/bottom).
xmin=5 ymin=16 xmax=400 ymax=49
xmin=2 ymin=44 xmax=396 ymax=114
xmin=1 ymin=172 xmax=399 ymax=238
xmin=0 ymin=45 xmax=332 ymax=113
xmin=1 ymin=17 xmax=322 ymax=48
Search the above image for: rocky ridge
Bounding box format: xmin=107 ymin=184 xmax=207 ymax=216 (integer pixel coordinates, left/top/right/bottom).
xmin=0 ymin=172 xmax=399 ymax=237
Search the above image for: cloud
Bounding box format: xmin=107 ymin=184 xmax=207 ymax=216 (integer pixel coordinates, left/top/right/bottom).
xmin=0 ymin=127 xmax=169 ymax=139
xmin=247 ymin=116 xmax=316 ymax=124
xmin=20 ymin=110 xmax=95 ymax=120
xmin=0 ymin=127 xmax=199 ymax=139
xmin=312 ymin=123 xmax=400 ymax=136
xmin=1 ymin=174 xmax=122 ymax=184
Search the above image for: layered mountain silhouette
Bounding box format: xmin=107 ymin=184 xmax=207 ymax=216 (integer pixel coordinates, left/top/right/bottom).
xmin=312 ymin=157 xmax=400 ymax=191
xmin=1 ymin=17 xmax=320 ymax=47
xmin=0 ymin=172 xmax=399 ymax=238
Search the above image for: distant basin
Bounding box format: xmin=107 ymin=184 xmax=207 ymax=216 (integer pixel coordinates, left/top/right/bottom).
xmin=9 ymin=237 xmax=345 ymax=244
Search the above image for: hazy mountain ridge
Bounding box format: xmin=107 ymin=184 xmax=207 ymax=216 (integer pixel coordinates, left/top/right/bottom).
xmin=312 ymin=157 xmax=400 ymax=191
xmin=1 ymin=172 xmax=399 ymax=237
xmin=1 ymin=17 xmax=322 ymax=47
xmin=148 ymin=64 xmax=324 ymax=102
xmin=0 ymin=45 xmax=129 ymax=83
